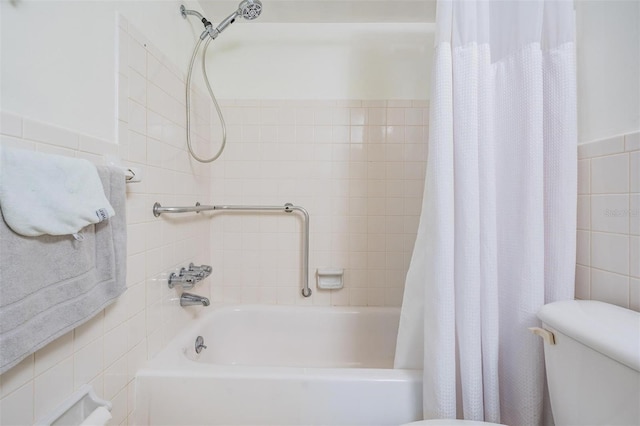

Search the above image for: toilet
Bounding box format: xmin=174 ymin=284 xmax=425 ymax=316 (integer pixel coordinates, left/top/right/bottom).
xmin=402 ymin=300 xmax=640 ymax=426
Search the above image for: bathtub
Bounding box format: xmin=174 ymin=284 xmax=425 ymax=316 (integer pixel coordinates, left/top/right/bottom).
xmin=134 ymin=304 xmax=422 ymax=425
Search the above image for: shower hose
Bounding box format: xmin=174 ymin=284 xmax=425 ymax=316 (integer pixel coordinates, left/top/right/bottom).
xmin=185 ymin=36 xmax=227 ymax=163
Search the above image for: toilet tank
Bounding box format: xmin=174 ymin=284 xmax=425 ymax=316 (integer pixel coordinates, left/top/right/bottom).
xmin=537 ymin=300 xmax=640 ymax=426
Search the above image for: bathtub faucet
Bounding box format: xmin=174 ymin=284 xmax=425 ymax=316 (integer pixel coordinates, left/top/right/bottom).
xmin=180 ymin=292 xmax=210 ymax=307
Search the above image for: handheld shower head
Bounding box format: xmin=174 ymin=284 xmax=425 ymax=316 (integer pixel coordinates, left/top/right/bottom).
xmin=181 ymin=1 xmax=262 ymax=40
xmin=214 ymin=0 xmax=263 ymax=36
xmin=239 ymin=0 xmax=262 ymax=20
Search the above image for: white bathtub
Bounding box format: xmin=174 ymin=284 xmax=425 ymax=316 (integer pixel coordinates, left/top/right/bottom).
xmin=134 ymin=304 xmax=422 ymax=425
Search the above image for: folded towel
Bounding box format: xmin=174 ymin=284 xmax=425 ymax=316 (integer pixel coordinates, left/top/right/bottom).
xmin=0 ymin=146 xmax=115 ymax=237
xmin=0 ymin=166 xmax=127 ymax=374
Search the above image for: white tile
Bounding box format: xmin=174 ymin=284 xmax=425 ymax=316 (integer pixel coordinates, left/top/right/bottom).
xmin=405 ymin=108 xmax=423 ymax=126
xmin=127 ymin=252 xmax=146 ymax=286
xmin=127 ymin=380 xmax=136 ymax=417
xmin=127 ymin=311 xmax=146 ymax=351
xmin=126 ymin=342 xmax=147 ymax=382
xmin=118 ymin=73 xmax=129 ymax=122
xmin=128 ymin=70 xmax=147 ymax=106
xmin=350 ymin=288 xmax=368 ymax=306
xmin=0 ymin=382 xmax=34 ymax=426
xmin=631 ymin=236 xmax=639 ymax=278
xmin=128 ymin=101 xmax=147 ymax=136
xmin=36 ymin=143 xmax=76 ymax=158
xmin=147 ymin=55 xmax=183 ymax=105
xmin=0 ymin=134 xmax=35 ymax=151
xmin=104 ymin=297 xmax=127 ymax=332
xmin=74 ymin=338 xmax=103 ymax=389
xmin=0 ymin=354 xmax=33 ymax=398
xmin=330 ymin=107 xmax=350 ymax=126
xmin=34 ymin=356 xmax=73 ymax=420
xmin=350 ymin=108 xmax=366 ymax=126
xmin=0 ymin=111 xmax=22 ymax=137
xmin=575 ymin=264 xmax=590 ymax=300
xmin=386 ymin=108 xmax=405 ymax=125
xmin=631 ymin=151 xmax=639 ymax=193
xmin=590 ymin=194 xmax=629 ymax=233
xmin=23 ymin=119 xmax=79 ymax=150
xmin=384 ymin=287 xmax=404 ymax=306
xmin=79 ymin=135 xmax=118 ymax=156
xmin=125 ymin=282 xmax=146 ymax=318
xmin=103 ymin=323 xmax=128 ymax=368
xmin=631 ymin=194 xmax=639 ymax=235
xmin=110 ymin=387 xmax=128 ymax=426
xmin=630 ymin=278 xmax=640 ymax=312
xmin=625 ymin=132 xmax=639 ymax=151
xmin=147 ymin=327 xmax=163 ymax=360
xmin=127 ymin=223 xmax=146 ymax=256
xmin=128 ymin=37 xmax=147 ymax=76
xmin=34 ymin=332 xmax=73 ymax=376
xmin=590 ymin=268 xmax=629 ymax=309
xmin=591 ymin=232 xmax=629 ymax=275
xmin=74 ymin=311 xmax=104 ymax=350
xmin=576 ymin=230 xmax=590 ymax=266
xmin=577 ymin=159 xmax=590 ymax=194
xmin=591 ymin=153 xmax=629 ymax=194
xmin=104 ymin=355 xmax=127 ymax=400
xmin=127 ymin=130 xmax=146 ymax=164
xmin=577 ymin=195 xmax=590 ymax=230
xmin=578 ymin=136 xmax=624 ymax=159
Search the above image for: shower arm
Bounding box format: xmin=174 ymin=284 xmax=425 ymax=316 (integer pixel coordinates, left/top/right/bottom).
xmin=180 ymin=5 xmax=205 ymax=20
xmin=181 ymin=5 xmax=217 ymax=40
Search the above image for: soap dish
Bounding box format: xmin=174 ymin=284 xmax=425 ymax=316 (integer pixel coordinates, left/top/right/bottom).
xmin=316 ymin=268 xmax=344 ymax=290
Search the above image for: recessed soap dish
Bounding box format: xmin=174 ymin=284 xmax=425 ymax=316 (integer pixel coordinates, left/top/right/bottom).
xmin=316 ymin=268 xmax=344 ymax=290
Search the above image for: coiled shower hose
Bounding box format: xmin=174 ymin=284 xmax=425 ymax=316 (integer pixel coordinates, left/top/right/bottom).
xmin=186 ymin=36 xmax=227 ymax=163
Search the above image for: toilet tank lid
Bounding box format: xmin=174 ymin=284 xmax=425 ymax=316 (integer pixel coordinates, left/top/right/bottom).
xmin=538 ymin=300 xmax=640 ymax=373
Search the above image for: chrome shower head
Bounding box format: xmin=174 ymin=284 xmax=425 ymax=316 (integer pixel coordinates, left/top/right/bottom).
xmin=209 ymin=0 xmax=262 ymax=39
xmin=181 ymin=1 xmax=262 ymax=41
xmin=239 ymin=0 xmax=262 ymax=20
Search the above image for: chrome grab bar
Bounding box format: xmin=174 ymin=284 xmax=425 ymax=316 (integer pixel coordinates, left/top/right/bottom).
xmin=152 ymin=202 xmax=312 ymax=297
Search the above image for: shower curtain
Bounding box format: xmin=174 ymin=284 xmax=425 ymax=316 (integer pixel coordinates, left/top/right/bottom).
xmin=394 ymin=1 xmax=576 ymax=425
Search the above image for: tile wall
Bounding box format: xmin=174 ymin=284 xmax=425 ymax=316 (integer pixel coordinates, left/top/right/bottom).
xmin=207 ymin=99 xmax=429 ymax=307
xmin=0 ymin=16 xmax=212 ymax=425
xmin=576 ymin=132 xmax=640 ymax=311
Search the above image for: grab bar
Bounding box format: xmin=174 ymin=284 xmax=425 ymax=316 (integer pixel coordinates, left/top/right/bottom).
xmin=152 ymin=202 xmax=312 ymax=297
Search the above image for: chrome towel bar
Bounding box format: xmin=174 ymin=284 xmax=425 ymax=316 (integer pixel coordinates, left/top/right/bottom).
xmin=152 ymin=202 xmax=312 ymax=297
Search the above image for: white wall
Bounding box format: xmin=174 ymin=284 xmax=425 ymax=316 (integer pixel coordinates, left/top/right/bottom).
xmin=576 ymin=0 xmax=640 ymax=143
xmin=0 ymin=0 xmax=201 ymax=142
xmin=200 ymin=23 xmax=434 ymax=100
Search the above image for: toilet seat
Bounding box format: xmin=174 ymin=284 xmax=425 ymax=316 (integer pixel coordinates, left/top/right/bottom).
xmin=402 ymin=420 xmax=504 ymax=426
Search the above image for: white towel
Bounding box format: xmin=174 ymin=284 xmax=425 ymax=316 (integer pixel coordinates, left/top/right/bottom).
xmin=0 ymin=145 xmax=115 ymax=237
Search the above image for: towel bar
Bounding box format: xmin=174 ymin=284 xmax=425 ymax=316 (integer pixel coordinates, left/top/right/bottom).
xmin=153 ymin=202 xmax=312 ymax=297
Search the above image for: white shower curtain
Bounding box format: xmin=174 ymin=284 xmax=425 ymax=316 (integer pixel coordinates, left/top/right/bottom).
xmin=394 ymin=1 xmax=577 ymax=425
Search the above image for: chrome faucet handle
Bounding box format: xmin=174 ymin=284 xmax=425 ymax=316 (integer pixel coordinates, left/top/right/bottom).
xmin=188 ymin=263 xmax=212 ymax=274
xmin=179 ymin=267 xmax=207 ymax=280
xmin=168 ymin=272 xmax=197 ymax=289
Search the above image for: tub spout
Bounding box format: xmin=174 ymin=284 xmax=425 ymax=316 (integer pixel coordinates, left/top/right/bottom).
xmin=180 ymin=292 xmax=210 ymax=307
